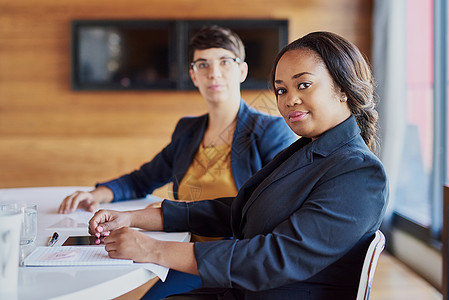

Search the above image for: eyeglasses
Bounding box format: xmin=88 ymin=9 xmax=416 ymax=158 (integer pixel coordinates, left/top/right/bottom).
xmin=190 ymin=57 xmax=241 ymax=73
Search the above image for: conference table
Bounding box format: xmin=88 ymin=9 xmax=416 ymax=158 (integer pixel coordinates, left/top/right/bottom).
xmin=0 ymin=186 xmax=190 ymax=300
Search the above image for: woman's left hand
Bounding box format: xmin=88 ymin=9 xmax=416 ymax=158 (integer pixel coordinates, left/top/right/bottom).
xmin=104 ymin=227 xmax=159 ymax=263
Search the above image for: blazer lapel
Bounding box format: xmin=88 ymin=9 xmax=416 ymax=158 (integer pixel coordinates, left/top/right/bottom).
xmin=235 ymin=115 xmax=362 ymax=233
xmin=172 ymin=115 xmax=208 ymax=198
xmin=238 ymin=137 xmax=313 ymax=219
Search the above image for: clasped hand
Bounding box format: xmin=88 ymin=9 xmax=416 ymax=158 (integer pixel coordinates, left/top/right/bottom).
xmin=88 ymin=209 xmax=159 ymax=263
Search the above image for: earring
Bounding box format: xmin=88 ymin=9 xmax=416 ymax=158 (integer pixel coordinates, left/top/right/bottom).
xmin=341 ymin=94 xmax=348 ymax=102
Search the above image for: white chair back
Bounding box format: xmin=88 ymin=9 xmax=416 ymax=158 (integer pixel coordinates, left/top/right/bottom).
xmin=356 ymin=230 xmax=386 ymax=300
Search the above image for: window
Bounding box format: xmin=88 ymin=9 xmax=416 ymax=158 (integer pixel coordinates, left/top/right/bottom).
xmin=387 ymin=0 xmax=448 ymax=241
xmin=446 ymin=1 xmax=449 ymax=186
xmin=394 ymin=0 xmax=434 ymax=227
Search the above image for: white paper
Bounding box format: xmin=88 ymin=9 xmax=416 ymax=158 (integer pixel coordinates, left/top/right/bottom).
xmin=23 ymin=246 xmax=170 ymax=281
xmin=41 ymin=197 xmax=175 ymax=281
xmin=134 ymin=263 xmax=169 ymax=282
xmin=47 ymin=216 xmax=89 ymax=230
xmin=23 ymin=246 xmax=133 ymax=266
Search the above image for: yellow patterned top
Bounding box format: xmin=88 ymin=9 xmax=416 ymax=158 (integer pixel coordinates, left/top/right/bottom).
xmin=178 ymin=143 xmax=238 ymax=242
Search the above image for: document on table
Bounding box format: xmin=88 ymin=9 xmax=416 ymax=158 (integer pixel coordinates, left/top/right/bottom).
xmin=23 ymin=246 xmax=169 ymax=281
xmin=23 ymin=246 xmax=133 ymax=266
xmin=40 ymin=196 xmax=172 ymax=281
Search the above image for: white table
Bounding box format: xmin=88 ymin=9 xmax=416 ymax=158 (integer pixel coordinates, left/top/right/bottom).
xmin=0 ymin=187 xmax=189 ymax=300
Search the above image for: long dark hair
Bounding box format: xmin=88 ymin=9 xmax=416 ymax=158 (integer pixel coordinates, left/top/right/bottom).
xmin=271 ymin=31 xmax=379 ymax=153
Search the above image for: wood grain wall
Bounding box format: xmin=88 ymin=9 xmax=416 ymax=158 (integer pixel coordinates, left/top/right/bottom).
xmin=0 ymin=0 xmax=373 ymax=196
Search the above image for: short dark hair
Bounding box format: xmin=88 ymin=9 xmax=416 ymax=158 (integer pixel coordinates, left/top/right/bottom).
xmin=271 ymin=31 xmax=379 ymax=153
xmin=188 ymin=25 xmax=245 ymax=63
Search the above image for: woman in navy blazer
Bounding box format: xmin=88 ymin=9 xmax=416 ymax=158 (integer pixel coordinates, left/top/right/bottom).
xmin=89 ymin=31 xmax=389 ymax=300
xmin=59 ymin=26 xmax=295 ymax=300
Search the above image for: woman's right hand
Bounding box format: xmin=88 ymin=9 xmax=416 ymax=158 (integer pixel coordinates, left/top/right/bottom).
xmin=58 ymin=186 xmax=113 ymax=214
xmin=88 ymin=209 xmax=133 ymax=237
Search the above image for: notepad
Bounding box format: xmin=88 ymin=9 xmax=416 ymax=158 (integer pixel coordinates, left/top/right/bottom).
xmin=23 ymin=246 xmax=134 ymax=267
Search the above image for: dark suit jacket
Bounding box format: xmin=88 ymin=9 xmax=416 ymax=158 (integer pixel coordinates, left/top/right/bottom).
xmin=98 ymin=99 xmax=296 ymax=201
xmin=163 ymin=116 xmax=389 ymax=299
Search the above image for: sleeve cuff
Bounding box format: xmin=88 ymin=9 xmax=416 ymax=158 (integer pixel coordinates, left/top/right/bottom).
xmin=162 ymin=200 xmax=190 ymax=232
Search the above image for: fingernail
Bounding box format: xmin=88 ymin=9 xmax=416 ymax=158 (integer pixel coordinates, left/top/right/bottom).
xmin=95 ymin=233 xmax=100 ymax=238
xmin=97 ymin=226 xmax=103 ymax=233
xmin=103 ymin=232 xmax=109 ymax=237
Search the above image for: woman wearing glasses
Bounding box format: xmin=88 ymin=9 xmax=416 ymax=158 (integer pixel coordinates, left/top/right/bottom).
xmin=58 ymin=25 xmax=296 ymax=299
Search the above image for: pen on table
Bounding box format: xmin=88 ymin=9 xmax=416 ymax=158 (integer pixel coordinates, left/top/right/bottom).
xmin=48 ymin=232 xmax=59 ymax=247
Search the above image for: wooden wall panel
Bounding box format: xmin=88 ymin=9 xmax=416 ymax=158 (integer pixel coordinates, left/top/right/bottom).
xmin=0 ymin=0 xmax=373 ymax=189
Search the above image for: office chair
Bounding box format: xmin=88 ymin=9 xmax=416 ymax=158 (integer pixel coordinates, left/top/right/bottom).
xmin=356 ymin=230 xmax=386 ymax=300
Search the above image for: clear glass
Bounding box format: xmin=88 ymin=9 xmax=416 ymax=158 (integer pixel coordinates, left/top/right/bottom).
xmin=0 ymin=202 xmax=37 ymax=245
xmin=19 ymin=204 xmax=37 ymax=245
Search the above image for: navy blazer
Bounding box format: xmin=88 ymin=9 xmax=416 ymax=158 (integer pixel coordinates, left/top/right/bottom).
xmin=163 ymin=116 xmax=389 ymax=299
xmin=98 ymin=100 xmax=296 ymax=201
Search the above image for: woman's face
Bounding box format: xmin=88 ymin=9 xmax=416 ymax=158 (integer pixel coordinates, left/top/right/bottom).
xmin=274 ymin=48 xmax=351 ymax=139
xmin=189 ymin=48 xmax=248 ymax=106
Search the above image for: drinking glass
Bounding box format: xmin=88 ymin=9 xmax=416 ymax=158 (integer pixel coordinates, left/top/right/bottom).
xmin=19 ymin=203 xmax=37 ymax=245
xmin=0 ymin=202 xmax=38 ymax=245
